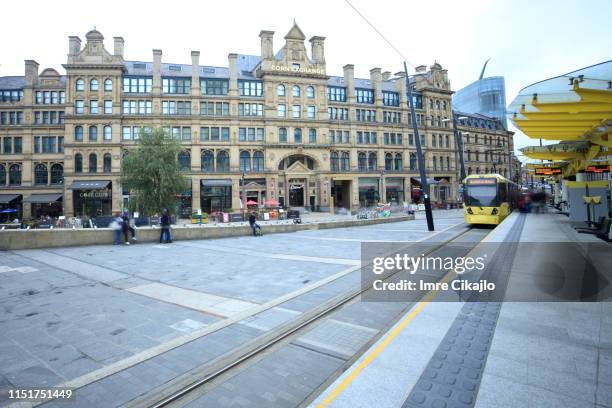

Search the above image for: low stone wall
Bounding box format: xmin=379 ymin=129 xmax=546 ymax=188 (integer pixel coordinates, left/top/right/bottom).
xmin=0 ymin=215 xmax=414 ymax=250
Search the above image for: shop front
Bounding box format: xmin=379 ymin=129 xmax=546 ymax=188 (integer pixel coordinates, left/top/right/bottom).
xmin=201 ymin=179 xmax=232 ymax=213
xmin=358 ymin=177 xmax=380 ymax=207
xmin=242 ymin=179 xmax=267 ymax=206
xmin=331 ymin=178 xmax=352 ymax=210
xmin=177 ymin=188 xmax=192 ymax=218
xmin=0 ymin=194 xmax=22 ymax=223
xmin=385 ymin=178 xmax=405 ymax=205
xmin=24 ymin=193 xmax=63 ymax=219
xmin=69 ymin=180 xmax=112 ymax=217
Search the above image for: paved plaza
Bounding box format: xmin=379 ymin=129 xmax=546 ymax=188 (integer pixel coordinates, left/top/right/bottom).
xmin=0 ymin=210 xmax=465 ymax=407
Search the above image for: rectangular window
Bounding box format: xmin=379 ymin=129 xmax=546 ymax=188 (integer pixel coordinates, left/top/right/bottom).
xmin=44 ymin=91 xmax=51 ymax=104
xmin=50 ymin=111 xmax=57 ymax=124
xmin=172 ymin=127 xmax=181 ymax=140
xmin=104 ymin=100 xmax=112 ymax=114
xmin=200 ymin=127 xmax=209 ymax=141
xmin=307 ymin=106 xmax=315 ymax=119
xmin=138 ymin=100 xmax=152 ymax=114
xmin=90 ymin=100 xmax=98 ymax=114
xmin=248 ymin=128 xmax=255 ymax=142
xmin=51 ymin=92 xmax=59 ymax=104
xmin=34 ymin=111 xmax=41 ymax=124
xmin=59 ymin=111 xmax=65 ymax=124
xmin=16 ymin=111 xmax=23 ymax=125
xmin=182 ymin=127 xmax=191 ymax=141
xmin=60 ymin=91 xmax=65 ymax=104
xmin=327 ymin=86 xmax=347 ymax=102
xmin=211 ymin=127 xmax=220 ymax=141
xmin=42 ymin=136 xmax=56 ymax=153
xmin=43 ymin=111 xmax=50 ymax=124
xmin=123 ymin=77 xmax=152 ymax=93
xmin=200 ymin=79 xmax=229 ymax=95
xmin=238 ymin=80 xmax=263 ymax=97
xmin=239 ymin=128 xmax=246 ymax=142
xmin=162 ymin=101 xmax=176 ymax=115
xmin=75 ymin=100 xmax=84 ymax=114
xmin=256 ymin=128 xmax=264 ymax=142
xmin=277 ymin=104 xmax=286 ymax=117
xmin=177 ymin=101 xmax=191 ymax=115
xmin=122 ymin=126 xmax=132 ymax=140
xmin=13 ymin=137 xmax=22 ymax=154
xmin=35 ymin=91 xmax=42 ymax=104
xmin=383 ymin=91 xmax=400 ymax=106
xmin=355 ymin=88 xmax=374 ymax=104
xmin=58 ymin=136 xmax=64 ymax=153
xmin=221 ymin=127 xmax=229 ymax=141
xmin=292 ymin=105 xmax=301 ymax=118
xmin=239 ymin=103 xmax=264 ymax=116
xmin=33 ymin=137 xmax=39 ymax=154
xmin=162 ymin=78 xmax=191 ymax=94
xmin=342 ymin=131 xmax=349 ymax=144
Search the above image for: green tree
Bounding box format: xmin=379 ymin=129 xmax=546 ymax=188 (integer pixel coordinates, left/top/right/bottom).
xmin=121 ymin=127 xmax=189 ymax=216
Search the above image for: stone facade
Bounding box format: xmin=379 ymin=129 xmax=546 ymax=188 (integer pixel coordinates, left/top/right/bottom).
xmin=0 ymin=23 xmax=515 ymax=220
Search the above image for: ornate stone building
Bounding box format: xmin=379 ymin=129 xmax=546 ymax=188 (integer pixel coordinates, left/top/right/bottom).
xmin=0 ymin=23 xmax=514 ymax=220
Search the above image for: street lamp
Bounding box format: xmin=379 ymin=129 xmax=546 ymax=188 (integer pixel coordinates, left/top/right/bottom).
xmin=404 ymin=62 xmax=434 ymax=231
xmin=380 ymin=169 xmax=385 ymax=203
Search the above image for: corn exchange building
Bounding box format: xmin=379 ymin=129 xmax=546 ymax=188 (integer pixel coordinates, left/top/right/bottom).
xmin=0 ymin=23 xmax=515 ymax=220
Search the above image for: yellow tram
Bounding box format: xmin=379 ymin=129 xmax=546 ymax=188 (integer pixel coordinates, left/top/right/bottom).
xmin=463 ymin=174 xmax=520 ymax=225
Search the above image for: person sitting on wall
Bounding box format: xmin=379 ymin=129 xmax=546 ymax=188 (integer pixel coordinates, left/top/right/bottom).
xmin=248 ymin=211 xmax=261 ymax=236
xmin=160 ymin=208 xmax=172 ymax=244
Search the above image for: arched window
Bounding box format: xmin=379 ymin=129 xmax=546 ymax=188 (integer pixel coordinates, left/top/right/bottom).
xmin=385 ymin=153 xmax=393 ymax=171
xmin=446 ymin=157 xmax=450 ymax=171
xmin=341 ymin=152 xmax=350 ymax=171
xmin=445 ymin=135 xmax=449 ymax=148
xmin=468 ymin=167 xmax=472 ymax=175
xmin=76 ymin=78 xmax=84 ymax=91
xmin=433 ymin=156 xmax=438 ymax=170
xmin=368 ymin=152 xmax=377 ymax=171
xmin=294 ymin=128 xmax=302 ymax=143
xmin=358 ymin=152 xmax=367 ymax=171
xmin=253 ymin=151 xmax=264 ymax=172
xmin=104 ymin=125 xmax=112 ymax=141
xmin=395 ymin=153 xmax=403 ymax=170
xmin=178 ymin=151 xmax=190 ymax=171
xmin=409 ymin=153 xmax=417 ymax=170
xmin=202 ymin=150 xmax=214 ymax=172
xmin=89 ymin=126 xmax=98 ymax=141
xmin=239 ymin=151 xmax=251 ymax=172
xmin=75 ymin=126 xmax=83 ymax=141
xmin=0 ymin=164 xmax=5 ymax=186
xmin=279 ymin=128 xmax=287 ymax=143
xmin=467 ymin=150 xmax=471 ymax=161
xmin=475 ymin=151 xmax=479 ymax=161
xmin=9 ymin=164 xmax=21 ymax=185
xmin=34 ymin=163 xmax=48 ymax=185
xmin=104 ymin=78 xmax=112 ymax=91
xmin=438 ymin=134 xmax=443 ymax=148
xmin=103 ymin=153 xmax=112 ymax=173
xmin=89 ymin=153 xmax=97 ymax=173
xmin=307 ymin=86 xmax=315 ymax=98
xmin=330 ymin=152 xmax=339 ymax=171
xmin=216 ymin=151 xmax=229 ymax=172
xmin=90 ymin=78 xmax=99 ymax=91
xmin=75 ymin=154 xmax=83 ymax=173
xmin=277 ymin=84 xmax=285 ymax=96
xmin=50 ymin=164 xmax=63 ymax=184
xmin=292 ymin=85 xmax=300 ymax=97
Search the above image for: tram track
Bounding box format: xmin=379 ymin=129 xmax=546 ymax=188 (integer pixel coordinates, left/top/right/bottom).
xmin=125 ymin=224 xmax=484 ymax=408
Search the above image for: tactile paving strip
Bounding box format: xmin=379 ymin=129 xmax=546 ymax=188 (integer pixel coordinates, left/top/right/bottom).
xmin=402 ymin=214 xmax=526 ymax=408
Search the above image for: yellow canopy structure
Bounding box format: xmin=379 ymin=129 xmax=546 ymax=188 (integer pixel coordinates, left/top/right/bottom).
xmin=509 ymin=60 xmax=612 ymax=175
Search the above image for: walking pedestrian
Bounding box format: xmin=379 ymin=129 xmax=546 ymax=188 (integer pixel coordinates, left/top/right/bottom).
xmin=160 ymin=208 xmax=172 ymax=243
xmin=121 ymin=211 xmax=136 ymax=244
xmin=110 ymin=212 xmax=123 ymax=245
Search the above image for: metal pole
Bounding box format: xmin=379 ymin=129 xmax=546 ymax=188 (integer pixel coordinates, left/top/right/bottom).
xmin=452 ymin=115 xmax=466 ymax=182
xmin=404 ymin=61 xmax=434 ymax=231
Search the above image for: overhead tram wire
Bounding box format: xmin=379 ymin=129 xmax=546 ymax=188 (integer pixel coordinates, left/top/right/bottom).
xmin=343 ymin=0 xmax=435 ymax=231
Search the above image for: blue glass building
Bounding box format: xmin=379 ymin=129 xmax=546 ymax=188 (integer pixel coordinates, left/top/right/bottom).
xmin=453 ymin=76 xmax=507 ymax=129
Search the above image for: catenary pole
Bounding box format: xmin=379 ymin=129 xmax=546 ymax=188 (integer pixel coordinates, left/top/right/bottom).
xmin=403 ymin=61 xmax=434 ymax=231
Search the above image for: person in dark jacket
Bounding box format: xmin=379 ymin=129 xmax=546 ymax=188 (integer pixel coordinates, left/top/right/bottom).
xmin=248 ymin=212 xmax=261 ymax=236
xmin=121 ymin=211 xmax=136 ymax=244
xmin=160 ymin=208 xmax=172 ymax=243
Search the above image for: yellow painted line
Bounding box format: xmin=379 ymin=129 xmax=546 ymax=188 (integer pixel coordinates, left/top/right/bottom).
xmin=317 ymin=216 xmax=509 ymax=408
xmin=316 ymin=272 xmax=453 ymax=408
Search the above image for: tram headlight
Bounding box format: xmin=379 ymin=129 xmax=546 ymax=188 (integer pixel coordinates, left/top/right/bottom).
xmin=491 ymin=208 xmax=498 ymax=215
xmin=467 ymin=207 xmax=473 ymax=214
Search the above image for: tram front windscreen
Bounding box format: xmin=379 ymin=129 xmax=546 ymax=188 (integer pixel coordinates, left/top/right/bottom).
xmin=464 ymin=182 xmax=498 ymax=207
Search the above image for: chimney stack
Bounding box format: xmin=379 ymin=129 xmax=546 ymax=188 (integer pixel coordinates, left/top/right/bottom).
xmin=343 ymin=64 xmax=355 ymax=103
xmin=191 ymin=51 xmax=200 ymax=95
xmin=68 ymin=36 xmax=81 ymax=56
xmin=24 ymin=60 xmax=39 ymax=87
xmin=309 ymin=36 xmax=326 ymax=64
xmin=228 ymin=53 xmax=238 ymax=96
xmin=152 ymin=49 xmax=162 ymax=94
xmin=370 ymin=67 xmax=382 ymax=102
xmin=382 ymin=71 xmax=391 ymax=81
xmin=113 ymin=37 xmax=124 ymax=58
xmin=259 ymin=31 xmax=274 ymax=60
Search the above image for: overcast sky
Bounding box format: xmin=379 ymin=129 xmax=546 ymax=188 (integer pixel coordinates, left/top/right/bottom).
xmin=1 ymin=0 xmax=610 ymax=158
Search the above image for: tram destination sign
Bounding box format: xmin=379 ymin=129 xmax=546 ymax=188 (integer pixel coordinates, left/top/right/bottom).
xmin=534 ymin=167 xmax=562 ymax=175
xmin=466 ymin=178 xmax=496 ymax=185
xmin=586 ymin=164 xmax=611 ymax=173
